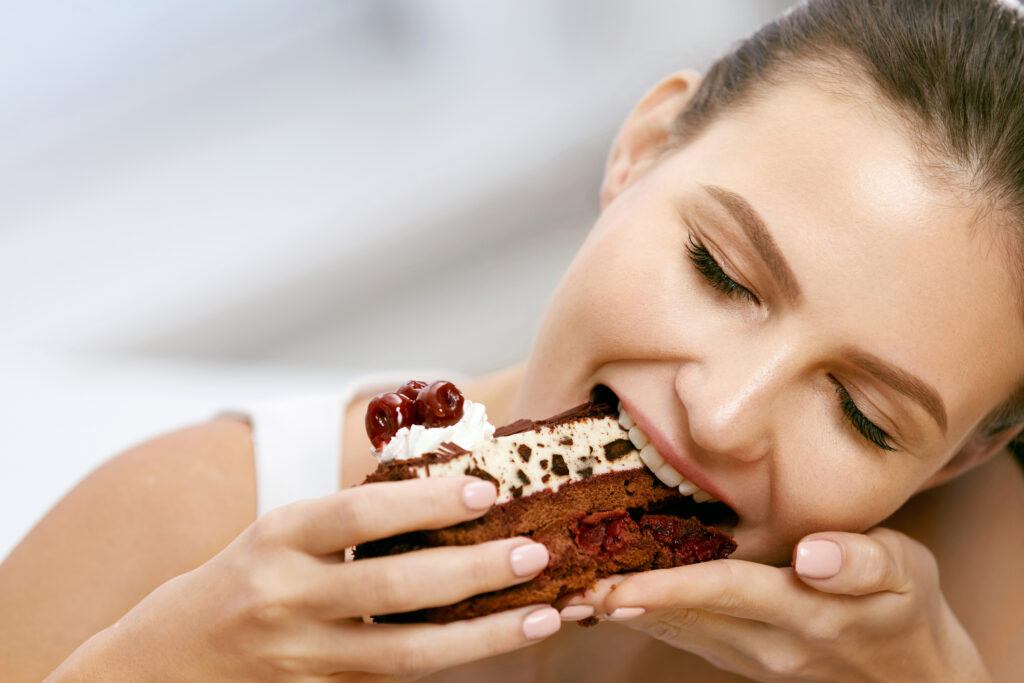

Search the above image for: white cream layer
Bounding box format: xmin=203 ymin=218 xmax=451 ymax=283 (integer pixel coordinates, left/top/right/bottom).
xmin=407 ymin=415 xmax=644 ymax=505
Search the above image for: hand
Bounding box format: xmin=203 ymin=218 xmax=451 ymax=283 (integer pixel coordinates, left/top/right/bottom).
xmin=52 ymin=477 xmax=560 ymax=682
xmin=559 ymin=527 xmax=992 ymax=682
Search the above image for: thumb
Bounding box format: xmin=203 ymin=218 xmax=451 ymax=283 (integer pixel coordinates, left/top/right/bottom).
xmin=792 ymin=527 xmax=935 ymax=596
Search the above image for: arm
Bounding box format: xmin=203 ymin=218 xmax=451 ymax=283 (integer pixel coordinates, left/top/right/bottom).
xmin=0 ymin=417 xmax=257 ymax=682
xmin=3 ymin=417 xmax=562 ymax=682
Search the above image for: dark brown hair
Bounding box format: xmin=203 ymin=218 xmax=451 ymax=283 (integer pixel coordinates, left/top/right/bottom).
xmin=667 ymin=0 xmax=1024 ymax=460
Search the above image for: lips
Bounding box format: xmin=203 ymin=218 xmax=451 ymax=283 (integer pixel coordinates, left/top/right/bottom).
xmin=588 ymin=382 xmax=736 ymax=516
xmin=617 ymin=402 xmax=721 ymax=501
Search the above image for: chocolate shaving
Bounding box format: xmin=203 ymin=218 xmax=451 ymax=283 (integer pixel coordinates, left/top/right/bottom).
xmin=516 ymin=469 xmax=530 ymax=485
xmin=577 ymin=466 xmax=593 ymax=479
xmin=510 ymin=485 xmax=524 ymax=498
xmin=559 ymin=436 xmax=574 ymax=446
xmin=438 ymin=441 xmax=470 ymax=456
xmin=540 ymin=459 xmax=549 ymax=470
xmin=517 ymin=444 xmax=532 ymax=462
xmin=493 ymin=419 xmax=534 ymax=437
xmin=487 ymin=398 xmax=617 ymax=439
xmin=603 ymin=439 xmax=634 ymax=461
xmin=541 ymin=473 xmax=551 ymax=483
xmin=551 ymin=454 xmax=569 ymax=476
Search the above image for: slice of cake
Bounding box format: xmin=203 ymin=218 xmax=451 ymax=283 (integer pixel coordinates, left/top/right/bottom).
xmin=354 ymin=381 xmax=737 ymax=625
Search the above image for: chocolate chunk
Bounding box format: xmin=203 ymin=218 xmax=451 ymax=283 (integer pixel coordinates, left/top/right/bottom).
xmin=603 ymin=439 xmax=634 ymax=461
xmin=517 ymin=444 xmax=532 ymax=462
xmin=464 ymin=466 xmax=500 ymax=487
xmin=516 ymin=469 xmax=530 ymax=485
xmin=510 ymin=485 xmax=523 ymax=498
xmin=559 ymin=436 xmax=574 ymax=446
xmin=551 ymin=454 xmax=569 ymax=476
xmin=577 ymin=466 xmax=593 ymax=479
xmin=540 ymin=459 xmax=549 ymax=470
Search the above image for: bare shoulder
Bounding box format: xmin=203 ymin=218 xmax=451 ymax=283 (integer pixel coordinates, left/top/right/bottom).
xmin=0 ymin=417 xmax=256 ymax=682
xmin=886 ymin=450 xmax=1024 ymax=680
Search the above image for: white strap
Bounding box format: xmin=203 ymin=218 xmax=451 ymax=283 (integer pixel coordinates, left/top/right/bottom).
xmin=229 ymin=369 xmax=469 ymax=517
xmin=244 ymin=394 xmax=344 ymax=516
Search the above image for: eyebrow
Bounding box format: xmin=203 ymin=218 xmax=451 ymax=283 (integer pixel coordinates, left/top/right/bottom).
xmin=842 ymin=348 xmax=949 ymax=434
xmin=700 ymin=184 xmax=802 ymax=304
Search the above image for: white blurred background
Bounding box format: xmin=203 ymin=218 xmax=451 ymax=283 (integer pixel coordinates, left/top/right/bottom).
xmin=1 ymin=1 xmax=792 ymax=558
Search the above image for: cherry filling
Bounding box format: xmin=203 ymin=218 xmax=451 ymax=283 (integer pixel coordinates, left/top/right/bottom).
xmin=574 ymin=509 xmax=638 ymax=555
xmin=641 ymin=514 xmax=737 ymax=563
xmin=573 ymin=508 xmax=737 ymax=562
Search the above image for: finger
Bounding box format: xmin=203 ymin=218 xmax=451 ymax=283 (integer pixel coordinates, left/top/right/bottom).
xmin=602 ymin=560 xmax=815 ymax=630
xmin=318 ymin=537 xmax=549 ymax=619
xmin=792 ymin=528 xmax=935 ymax=596
xmin=268 ymin=476 xmax=497 ymax=554
xmin=336 ymin=605 xmax=561 ymax=676
xmin=553 ymin=576 xmax=624 ymax=621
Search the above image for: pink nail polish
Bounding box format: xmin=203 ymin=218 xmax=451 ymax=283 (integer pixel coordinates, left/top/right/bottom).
xmin=462 ymin=481 xmax=497 ymax=510
xmin=795 ymin=539 xmax=843 ymax=579
xmin=522 ymin=607 xmax=560 ymax=639
xmin=559 ymin=605 xmax=595 ymax=621
xmin=510 ymin=543 xmax=549 ymax=577
xmin=607 ymin=607 xmax=645 ymax=621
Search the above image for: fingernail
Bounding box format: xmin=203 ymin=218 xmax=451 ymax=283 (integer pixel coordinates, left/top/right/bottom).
xmin=795 ymin=539 xmax=843 ymax=579
xmin=510 ymin=542 xmax=549 ymax=577
xmin=559 ymin=605 xmax=595 ymax=621
xmin=462 ymin=481 xmax=497 ymax=510
xmin=606 ymin=607 xmax=645 ymax=621
xmin=522 ymin=607 xmax=561 ymax=639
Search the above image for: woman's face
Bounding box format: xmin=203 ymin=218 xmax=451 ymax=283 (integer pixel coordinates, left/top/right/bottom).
xmin=512 ymin=74 xmax=1024 ymax=565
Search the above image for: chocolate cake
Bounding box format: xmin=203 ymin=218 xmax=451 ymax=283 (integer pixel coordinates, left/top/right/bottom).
xmin=354 ymin=381 xmax=737 ymax=625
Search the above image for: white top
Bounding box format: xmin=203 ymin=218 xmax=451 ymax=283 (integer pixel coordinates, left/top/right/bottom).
xmin=230 ymin=370 xmax=466 ymax=517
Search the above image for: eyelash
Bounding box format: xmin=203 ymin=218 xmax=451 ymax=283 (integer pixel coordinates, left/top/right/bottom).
xmin=832 ymin=379 xmax=896 ymax=451
xmin=686 ymin=233 xmax=896 ymax=453
xmin=685 ymin=234 xmax=758 ymax=304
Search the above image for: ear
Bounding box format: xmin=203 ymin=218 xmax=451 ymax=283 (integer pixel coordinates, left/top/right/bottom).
xmin=916 ymin=423 xmax=1024 ymax=492
xmin=599 ymin=69 xmax=703 ymax=211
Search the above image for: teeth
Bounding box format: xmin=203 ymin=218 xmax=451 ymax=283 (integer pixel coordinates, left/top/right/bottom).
xmin=622 ymin=405 xmax=720 ymax=504
xmin=617 ymin=404 xmax=635 ymax=430
xmin=638 ymin=444 xmax=664 ymax=470
xmin=692 ymin=489 xmax=715 ymax=503
xmin=627 ymin=426 xmax=648 ymax=450
xmin=677 ymin=479 xmax=698 ymax=496
xmin=654 ymin=463 xmax=684 ymax=488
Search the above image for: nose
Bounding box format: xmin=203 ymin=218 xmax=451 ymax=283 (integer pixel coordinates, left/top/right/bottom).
xmin=675 ymin=341 xmax=794 ymax=463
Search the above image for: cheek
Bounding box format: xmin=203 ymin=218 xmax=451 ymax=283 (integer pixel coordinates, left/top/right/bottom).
xmin=769 ymin=407 xmax=927 ymax=540
xmin=539 ymin=207 xmax=679 ymax=355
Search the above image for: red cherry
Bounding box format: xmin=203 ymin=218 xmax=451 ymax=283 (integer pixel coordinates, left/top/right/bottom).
xmin=365 ymin=392 xmax=415 ymax=449
xmin=396 ymin=380 xmax=427 ymax=402
xmin=414 ymin=380 xmax=465 ymax=427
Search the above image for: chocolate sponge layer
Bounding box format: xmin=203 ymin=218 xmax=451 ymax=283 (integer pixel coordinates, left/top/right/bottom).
xmin=354 ymin=466 xmax=736 ymax=624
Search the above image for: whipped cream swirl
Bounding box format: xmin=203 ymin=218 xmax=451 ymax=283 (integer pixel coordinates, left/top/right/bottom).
xmin=377 ymin=399 xmax=496 ymax=461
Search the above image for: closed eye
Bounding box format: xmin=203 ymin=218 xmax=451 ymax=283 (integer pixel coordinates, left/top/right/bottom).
xmin=830 ymin=377 xmax=897 ymax=452
xmin=686 ymin=234 xmax=759 ymax=304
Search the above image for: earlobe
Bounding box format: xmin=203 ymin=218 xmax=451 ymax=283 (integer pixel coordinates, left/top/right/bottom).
xmin=599 ymin=69 xmax=703 ymax=211
xmin=918 ymin=423 xmax=1023 ymax=492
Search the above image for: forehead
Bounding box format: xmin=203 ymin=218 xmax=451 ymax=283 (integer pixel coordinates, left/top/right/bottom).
xmin=658 ymin=79 xmax=1024 ymax=435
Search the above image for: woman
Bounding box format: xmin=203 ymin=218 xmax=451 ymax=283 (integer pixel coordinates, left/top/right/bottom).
xmin=4 ymin=1 xmax=1024 ymax=680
